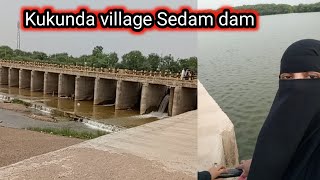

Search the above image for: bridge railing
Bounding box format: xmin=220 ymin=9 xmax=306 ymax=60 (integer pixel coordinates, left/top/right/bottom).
xmin=0 ymin=60 xmax=197 ymax=86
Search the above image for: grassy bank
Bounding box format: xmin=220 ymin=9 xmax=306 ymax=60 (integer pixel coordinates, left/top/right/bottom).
xmin=28 ymin=127 xmax=108 ymax=139
xmin=11 ymin=99 xmax=31 ymax=107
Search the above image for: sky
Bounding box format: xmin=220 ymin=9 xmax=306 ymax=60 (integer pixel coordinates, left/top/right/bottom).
xmin=0 ymin=0 xmax=319 ymax=58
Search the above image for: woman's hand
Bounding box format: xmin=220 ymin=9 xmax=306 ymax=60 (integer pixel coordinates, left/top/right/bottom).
xmin=236 ymin=159 xmax=252 ymax=178
xmin=208 ymin=165 xmax=227 ymax=180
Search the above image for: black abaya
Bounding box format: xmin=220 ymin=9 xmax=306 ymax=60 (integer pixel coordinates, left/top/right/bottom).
xmin=248 ymin=39 xmax=320 ymax=180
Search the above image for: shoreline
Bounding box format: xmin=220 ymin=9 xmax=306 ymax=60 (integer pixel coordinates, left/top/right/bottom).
xmin=0 ymin=92 xmax=126 ymax=132
xmin=0 ymin=101 xmax=109 ymax=139
xmin=0 ymin=102 xmax=58 ymax=122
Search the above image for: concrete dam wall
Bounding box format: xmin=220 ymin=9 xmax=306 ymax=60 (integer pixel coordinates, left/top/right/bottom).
xmin=198 ymin=81 xmax=239 ymax=170
xmin=0 ymin=60 xmax=197 ymax=116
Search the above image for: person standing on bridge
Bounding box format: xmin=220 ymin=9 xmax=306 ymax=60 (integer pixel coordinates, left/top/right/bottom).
xmin=237 ymin=39 xmax=320 ymax=180
xmin=185 ymin=68 xmax=191 ymax=80
xmin=181 ymin=68 xmax=186 ymax=80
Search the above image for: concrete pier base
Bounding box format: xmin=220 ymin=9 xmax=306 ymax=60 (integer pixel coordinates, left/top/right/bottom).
xmin=115 ymin=80 xmax=141 ymax=110
xmin=172 ymin=87 xmax=197 ymax=116
xmin=75 ymin=76 xmax=95 ymax=101
xmin=44 ymin=72 xmax=59 ymax=95
xmin=58 ymin=74 xmax=75 ymax=98
xmin=8 ymin=68 xmax=19 ymax=87
xmin=30 ymin=71 xmax=44 ymax=92
xmin=19 ymin=69 xmax=31 ymax=89
xmin=168 ymin=87 xmax=175 ymax=116
xmin=140 ymin=83 xmax=168 ymax=114
xmin=0 ymin=67 xmax=8 ymax=85
xmin=93 ymin=78 xmax=116 ymax=105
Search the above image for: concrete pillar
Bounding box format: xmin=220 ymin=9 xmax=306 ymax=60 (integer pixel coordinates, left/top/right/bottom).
xmin=94 ymin=78 xmax=116 ymax=105
xmin=140 ymin=83 xmax=168 ymax=114
xmin=44 ymin=72 xmax=59 ymax=95
xmin=75 ymin=76 xmax=95 ymax=101
xmin=8 ymin=68 xmax=19 ymax=87
xmin=0 ymin=67 xmax=9 ymax=85
xmin=19 ymin=69 xmax=31 ymax=89
xmin=58 ymin=74 xmax=75 ymax=98
xmin=168 ymin=87 xmax=175 ymax=116
xmin=115 ymin=80 xmax=141 ymax=110
xmin=172 ymin=87 xmax=197 ymax=116
xmin=30 ymin=71 xmax=44 ymax=92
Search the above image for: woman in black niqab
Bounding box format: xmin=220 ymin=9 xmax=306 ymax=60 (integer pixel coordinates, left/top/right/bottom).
xmin=248 ymin=39 xmax=320 ymax=180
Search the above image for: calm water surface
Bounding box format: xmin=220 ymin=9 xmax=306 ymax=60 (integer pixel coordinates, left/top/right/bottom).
xmin=199 ymin=12 xmax=320 ymax=160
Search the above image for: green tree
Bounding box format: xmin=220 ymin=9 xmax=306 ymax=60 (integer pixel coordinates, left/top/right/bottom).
xmin=0 ymin=46 xmax=14 ymax=59
xmin=178 ymin=57 xmax=197 ymax=73
xmin=121 ymin=51 xmax=145 ymax=70
xmin=146 ymin=53 xmax=161 ymax=71
xmin=94 ymin=52 xmax=118 ymax=68
xmin=13 ymin=49 xmax=25 ymax=57
xmin=92 ymin=46 xmax=103 ymax=57
xmin=32 ymin=51 xmax=48 ymax=60
xmin=49 ymin=53 xmax=69 ymax=62
xmin=159 ymin=54 xmax=180 ymax=73
xmin=186 ymin=57 xmax=198 ymax=73
xmin=107 ymin=52 xmax=119 ymax=68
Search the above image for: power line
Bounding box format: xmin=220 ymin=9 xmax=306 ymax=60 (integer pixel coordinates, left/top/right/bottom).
xmin=17 ymin=21 xmax=21 ymax=50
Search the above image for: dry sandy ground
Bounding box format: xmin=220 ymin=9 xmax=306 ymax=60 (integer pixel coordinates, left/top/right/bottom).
xmin=0 ymin=147 xmax=194 ymax=180
xmin=0 ymin=127 xmax=83 ymax=167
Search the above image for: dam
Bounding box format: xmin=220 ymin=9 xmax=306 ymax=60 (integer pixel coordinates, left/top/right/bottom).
xmin=0 ymin=60 xmax=197 ymax=116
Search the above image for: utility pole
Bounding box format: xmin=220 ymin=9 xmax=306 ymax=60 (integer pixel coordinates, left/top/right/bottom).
xmin=17 ymin=21 xmax=21 ymax=50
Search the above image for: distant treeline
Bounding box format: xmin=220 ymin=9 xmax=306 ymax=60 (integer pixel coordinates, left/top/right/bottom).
xmin=235 ymin=2 xmax=320 ymax=16
xmin=0 ymin=45 xmax=197 ymax=73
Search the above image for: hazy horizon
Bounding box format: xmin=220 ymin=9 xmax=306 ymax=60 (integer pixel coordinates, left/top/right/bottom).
xmin=199 ymin=0 xmax=320 ymax=9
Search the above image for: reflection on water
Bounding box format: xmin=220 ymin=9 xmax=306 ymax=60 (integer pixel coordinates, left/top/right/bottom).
xmin=199 ymin=12 xmax=320 ymax=160
xmin=0 ymin=85 xmax=158 ymax=128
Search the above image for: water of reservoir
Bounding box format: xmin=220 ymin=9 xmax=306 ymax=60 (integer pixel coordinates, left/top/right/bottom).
xmin=199 ymin=12 xmax=320 ymax=160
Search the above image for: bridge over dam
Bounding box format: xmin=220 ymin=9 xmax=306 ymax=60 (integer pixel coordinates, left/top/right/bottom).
xmin=0 ymin=60 xmax=197 ymax=116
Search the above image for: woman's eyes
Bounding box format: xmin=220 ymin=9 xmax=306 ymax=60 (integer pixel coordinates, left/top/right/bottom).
xmin=308 ymin=74 xmax=320 ymax=79
xmin=281 ymin=75 xmax=293 ymax=79
xmin=280 ymin=72 xmax=320 ymax=80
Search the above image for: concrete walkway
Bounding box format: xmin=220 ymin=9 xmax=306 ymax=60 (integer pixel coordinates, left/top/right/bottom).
xmin=0 ymin=111 xmax=197 ymax=180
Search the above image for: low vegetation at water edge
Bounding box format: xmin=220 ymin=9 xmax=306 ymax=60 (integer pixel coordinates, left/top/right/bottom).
xmin=27 ymin=127 xmax=108 ymax=139
xmin=11 ymin=99 xmax=31 ymax=107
